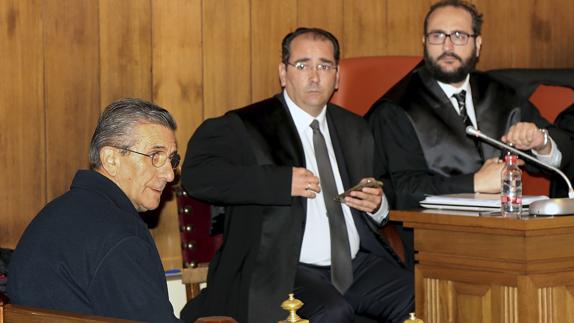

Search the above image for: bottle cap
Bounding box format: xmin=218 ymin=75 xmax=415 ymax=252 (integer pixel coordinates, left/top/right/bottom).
xmin=504 ymin=154 xmax=518 ymax=163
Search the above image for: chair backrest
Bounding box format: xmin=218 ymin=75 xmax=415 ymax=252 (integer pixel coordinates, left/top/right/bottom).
xmin=174 ymin=186 xmax=223 ymax=299
xmin=330 ymin=56 xmax=422 ymax=116
xmin=175 ymin=186 xmax=223 ymax=269
xmin=522 ymin=85 xmax=574 ymax=196
xmin=329 ymin=56 xmax=423 ymax=263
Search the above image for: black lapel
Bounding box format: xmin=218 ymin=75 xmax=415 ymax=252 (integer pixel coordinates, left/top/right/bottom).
xmin=417 ymin=67 xmax=468 ymax=135
xmin=233 ymin=94 xmax=305 ymax=168
xmin=471 ymin=72 xmax=522 ymax=160
xmin=325 ymin=108 xmax=352 ymax=190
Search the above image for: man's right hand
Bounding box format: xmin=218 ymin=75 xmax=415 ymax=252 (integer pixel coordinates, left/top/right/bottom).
xmin=291 ymin=167 xmax=320 ymax=198
xmin=473 ymin=157 xmax=505 ymax=193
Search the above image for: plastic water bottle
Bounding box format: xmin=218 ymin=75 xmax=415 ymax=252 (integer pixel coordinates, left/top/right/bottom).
xmin=501 ymin=152 xmax=522 ymax=216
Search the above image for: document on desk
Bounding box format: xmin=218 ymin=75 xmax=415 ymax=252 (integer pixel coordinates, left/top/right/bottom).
xmin=420 ymin=193 xmax=549 ymax=211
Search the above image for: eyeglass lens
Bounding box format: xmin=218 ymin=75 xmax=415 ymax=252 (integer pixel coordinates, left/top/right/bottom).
xmin=427 ymin=31 xmax=471 ymax=45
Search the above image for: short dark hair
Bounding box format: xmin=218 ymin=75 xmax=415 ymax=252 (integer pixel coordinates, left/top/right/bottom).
xmin=88 ymin=98 xmax=176 ymax=170
xmin=424 ymin=0 xmax=484 ymax=36
xmin=281 ymin=27 xmax=340 ymax=64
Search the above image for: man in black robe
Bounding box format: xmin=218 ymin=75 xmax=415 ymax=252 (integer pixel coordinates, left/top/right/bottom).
xmin=366 ymin=0 xmax=572 ymax=268
xmin=368 ymin=0 xmax=571 ymax=209
xmin=181 ymin=27 xmax=413 ymax=323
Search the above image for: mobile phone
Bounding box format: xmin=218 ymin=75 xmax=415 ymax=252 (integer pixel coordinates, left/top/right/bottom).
xmin=334 ymin=179 xmax=383 ymax=202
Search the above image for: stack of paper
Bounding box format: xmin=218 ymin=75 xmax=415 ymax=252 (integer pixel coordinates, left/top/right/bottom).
xmin=420 ymin=193 xmax=549 ymax=211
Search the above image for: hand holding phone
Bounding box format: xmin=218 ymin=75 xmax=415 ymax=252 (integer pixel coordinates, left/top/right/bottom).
xmin=334 ymin=178 xmax=383 ymax=203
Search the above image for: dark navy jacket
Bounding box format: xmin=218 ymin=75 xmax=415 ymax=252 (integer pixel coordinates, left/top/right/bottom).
xmin=7 ymin=170 xmax=180 ymax=322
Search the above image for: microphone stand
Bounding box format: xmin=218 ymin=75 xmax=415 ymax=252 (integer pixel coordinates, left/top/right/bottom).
xmin=466 ymin=126 xmax=574 ymax=216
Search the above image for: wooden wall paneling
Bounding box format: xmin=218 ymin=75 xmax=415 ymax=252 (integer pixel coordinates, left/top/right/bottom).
xmin=555 ymin=0 xmax=574 ymax=68
xmin=150 ymin=0 xmax=204 ymax=270
xmin=0 ymin=0 xmax=46 ymax=249
xmin=43 ymin=0 xmax=100 ymax=201
xmin=99 ymin=0 xmax=152 ymax=105
xmin=250 ymin=0 xmax=297 ymax=102
xmin=528 ymin=0 xmax=574 ymax=68
xmin=477 ymin=0 xmax=533 ymax=70
xmin=203 ymin=0 xmax=251 ymax=118
xmin=385 ymin=0 xmax=432 ymax=56
xmin=297 ymin=0 xmax=344 ymax=50
xmin=527 ymin=0 xmax=552 ymax=68
xmin=342 ymin=0 xmax=386 ymax=58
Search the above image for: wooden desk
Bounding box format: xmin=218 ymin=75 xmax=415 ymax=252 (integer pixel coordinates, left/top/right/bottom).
xmin=391 ymin=210 xmax=574 ymax=323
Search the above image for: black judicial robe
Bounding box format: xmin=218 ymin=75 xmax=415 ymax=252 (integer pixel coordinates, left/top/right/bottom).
xmin=367 ymin=66 xmax=572 ymax=209
xmin=180 ymin=95 xmax=399 ymax=323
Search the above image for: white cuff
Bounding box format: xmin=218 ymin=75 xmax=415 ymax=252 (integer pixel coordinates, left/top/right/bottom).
xmin=368 ymin=194 xmax=390 ymax=224
xmin=532 ymin=135 xmax=562 ymax=167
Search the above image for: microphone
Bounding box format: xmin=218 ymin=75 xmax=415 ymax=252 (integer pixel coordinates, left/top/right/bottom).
xmin=465 ymin=126 xmax=574 ymax=215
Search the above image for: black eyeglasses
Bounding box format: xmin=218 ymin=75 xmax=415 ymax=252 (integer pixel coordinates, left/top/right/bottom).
xmin=118 ymin=148 xmax=180 ymax=169
xmin=425 ymin=31 xmax=477 ymax=46
xmin=285 ymin=61 xmax=338 ymax=72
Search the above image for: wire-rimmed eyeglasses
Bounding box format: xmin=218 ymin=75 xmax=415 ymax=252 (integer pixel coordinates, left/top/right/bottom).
xmin=118 ymin=147 xmax=180 ymax=169
xmin=425 ymin=31 xmax=477 ymax=46
xmin=285 ymin=61 xmax=338 ymax=72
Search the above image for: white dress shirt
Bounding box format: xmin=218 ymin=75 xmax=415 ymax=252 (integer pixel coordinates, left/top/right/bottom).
xmin=283 ymin=91 xmax=389 ymax=266
xmin=437 ymin=77 xmax=562 ymax=167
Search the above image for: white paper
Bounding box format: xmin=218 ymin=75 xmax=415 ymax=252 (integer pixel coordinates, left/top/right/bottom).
xmin=420 ymin=193 xmax=549 ymax=211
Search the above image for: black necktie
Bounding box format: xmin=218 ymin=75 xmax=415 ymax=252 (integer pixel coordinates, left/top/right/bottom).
xmin=453 ymin=90 xmax=471 ymax=127
xmin=310 ymin=120 xmax=353 ymax=294
xmin=453 ymin=90 xmax=484 ymax=161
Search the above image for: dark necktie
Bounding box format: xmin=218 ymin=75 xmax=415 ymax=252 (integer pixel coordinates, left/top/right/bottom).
xmin=310 ymin=119 xmax=353 ymax=294
xmin=453 ymin=90 xmax=484 ymax=161
xmin=453 ymin=90 xmax=471 ymax=127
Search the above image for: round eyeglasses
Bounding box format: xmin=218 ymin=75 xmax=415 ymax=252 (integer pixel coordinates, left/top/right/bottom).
xmin=118 ymin=147 xmax=180 ymax=169
xmin=425 ymin=31 xmax=477 ymax=46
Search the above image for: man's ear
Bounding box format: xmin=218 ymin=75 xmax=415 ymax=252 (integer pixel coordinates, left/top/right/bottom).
xmin=475 ymin=35 xmax=482 ymax=57
xmin=278 ymin=62 xmax=287 ymax=88
xmin=334 ymin=66 xmax=340 ymax=90
xmin=99 ymin=147 xmax=119 ymax=177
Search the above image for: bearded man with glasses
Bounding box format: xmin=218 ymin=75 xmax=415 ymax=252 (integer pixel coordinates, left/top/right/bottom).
xmin=366 ymin=0 xmax=572 ymax=270
xmin=7 ymin=98 xmax=181 ymax=322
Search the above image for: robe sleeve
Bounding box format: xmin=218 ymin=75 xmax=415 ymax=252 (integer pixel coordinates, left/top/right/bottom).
xmin=368 ymin=102 xmax=474 ymax=209
xmin=181 ymin=113 xmax=293 ymax=206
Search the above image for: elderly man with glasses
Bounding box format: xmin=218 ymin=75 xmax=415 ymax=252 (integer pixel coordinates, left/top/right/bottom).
xmin=180 ymin=27 xmax=413 ymax=323
xmin=7 ymin=98 xmax=181 ymax=322
xmin=367 ymin=0 xmax=572 ymax=269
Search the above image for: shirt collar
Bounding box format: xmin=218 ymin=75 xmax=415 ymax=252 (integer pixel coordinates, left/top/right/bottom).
xmin=436 ymin=74 xmax=471 ymax=98
xmin=283 ymin=90 xmax=328 ymax=133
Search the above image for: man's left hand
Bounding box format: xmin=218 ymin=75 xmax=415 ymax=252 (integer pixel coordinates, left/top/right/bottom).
xmin=343 ymin=185 xmax=383 ymax=213
xmin=501 ymin=122 xmax=550 ymax=154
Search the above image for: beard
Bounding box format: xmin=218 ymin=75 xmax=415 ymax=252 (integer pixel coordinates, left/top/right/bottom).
xmin=424 ymin=46 xmax=478 ymax=84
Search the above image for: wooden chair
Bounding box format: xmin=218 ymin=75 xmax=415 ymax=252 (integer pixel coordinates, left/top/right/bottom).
xmin=330 ymin=56 xmax=423 ymax=117
xmin=180 ymin=264 xmax=209 ymax=298
xmin=1 ymin=293 xmax=237 ymax=323
xmin=174 ymin=186 xmax=223 ymax=299
xmin=330 ymin=55 xmax=423 ymax=263
xmin=173 ymin=188 xmax=236 ymax=323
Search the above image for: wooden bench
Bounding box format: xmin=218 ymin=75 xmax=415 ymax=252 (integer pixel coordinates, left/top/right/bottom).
xmin=0 ymin=301 xmax=140 ymax=323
